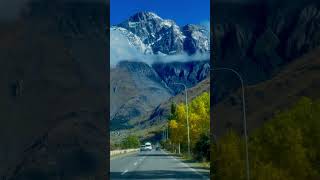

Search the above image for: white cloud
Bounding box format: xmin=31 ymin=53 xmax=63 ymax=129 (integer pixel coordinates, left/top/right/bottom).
xmin=110 ymin=26 xmax=210 ymax=68
xmin=110 ymin=28 xmax=145 ymax=67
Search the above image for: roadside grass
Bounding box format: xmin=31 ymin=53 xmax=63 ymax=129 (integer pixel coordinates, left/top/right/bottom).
xmin=164 ymin=150 xmax=210 ymax=170
xmin=180 ymin=153 xmax=210 ymax=170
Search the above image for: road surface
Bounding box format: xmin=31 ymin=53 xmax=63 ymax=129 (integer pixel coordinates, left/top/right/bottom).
xmin=110 ymin=150 xmax=209 ymax=180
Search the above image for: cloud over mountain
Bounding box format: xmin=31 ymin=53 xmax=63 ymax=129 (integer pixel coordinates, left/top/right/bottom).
xmin=110 ymin=11 xmax=210 ymax=67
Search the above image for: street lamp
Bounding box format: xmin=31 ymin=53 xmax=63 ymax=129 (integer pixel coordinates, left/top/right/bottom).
xmin=173 ymin=82 xmax=191 ymax=156
xmin=211 ymin=67 xmax=250 ymax=180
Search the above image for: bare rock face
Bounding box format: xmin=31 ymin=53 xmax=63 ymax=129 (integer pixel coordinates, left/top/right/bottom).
xmin=286 ymin=5 xmax=320 ymax=59
xmin=183 ymin=24 xmax=210 ymax=54
xmin=213 ymin=1 xmax=320 ymax=101
xmin=152 ymin=61 xmax=210 ymax=94
xmin=0 ymin=1 xmax=108 ymax=179
xmin=115 ymin=11 xmax=209 ymax=55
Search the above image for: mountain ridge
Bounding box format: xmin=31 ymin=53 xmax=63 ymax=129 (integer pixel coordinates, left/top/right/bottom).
xmin=212 ymin=1 xmax=320 ymax=102
xmin=111 ymin=11 xmax=210 ymax=56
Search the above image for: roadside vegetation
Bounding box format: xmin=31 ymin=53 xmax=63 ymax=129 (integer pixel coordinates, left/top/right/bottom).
xmin=163 ymin=92 xmax=210 ymax=163
xmin=212 ymin=97 xmax=320 ymax=180
xmin=111 ymin=135 xmax=141 ymax=150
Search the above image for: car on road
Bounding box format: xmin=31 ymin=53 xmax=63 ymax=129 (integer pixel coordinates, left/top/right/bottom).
xmin=144 ymin=142 xmax=152 ymax=151
xmin=140 ymin=145 xmax=146 ymax=151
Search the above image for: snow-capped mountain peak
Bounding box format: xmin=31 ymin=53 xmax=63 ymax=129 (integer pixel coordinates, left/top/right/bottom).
xmin=129 ymin=11 xmax=163 ymax=22
xmin=112 ymin=11 xmax=209 ymax=56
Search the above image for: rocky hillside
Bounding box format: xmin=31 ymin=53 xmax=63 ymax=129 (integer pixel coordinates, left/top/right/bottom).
xmin=110 ymin=60 xmax=210 ymax=131
xmin=152 ymin=61 xmax=210 ymax=94
xmin=110 ymin=61 xmax=172 ymax=130
xmin=111 ymin=77 xmax=210 ymax=143
xmin=213 ymin=0 xmax=320 ymax=101
xmin=213 ymin=47 xmax=320 ymax=137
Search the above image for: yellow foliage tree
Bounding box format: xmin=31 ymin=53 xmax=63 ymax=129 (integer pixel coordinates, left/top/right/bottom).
xmin=168 ymin=92 xmax=210 ymax=153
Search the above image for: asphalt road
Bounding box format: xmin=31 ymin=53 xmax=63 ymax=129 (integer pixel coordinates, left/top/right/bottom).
xmin=110 ymin=149 xmax=209 ymax=180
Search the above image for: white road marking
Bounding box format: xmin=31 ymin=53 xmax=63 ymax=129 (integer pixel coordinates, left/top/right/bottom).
xmin=134 ymin=162 xmax=138 ymax=166
xmin=163 ymin=151 xmax=209 ymax=180
xmin=121 ymin=169 xmax=128 ymax=175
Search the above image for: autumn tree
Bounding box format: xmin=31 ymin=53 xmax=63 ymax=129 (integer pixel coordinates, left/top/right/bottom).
xmin=213 ymin=97 xmax=320 ymax=180
xmin=168 ymin=92 xmax=210 ymax=157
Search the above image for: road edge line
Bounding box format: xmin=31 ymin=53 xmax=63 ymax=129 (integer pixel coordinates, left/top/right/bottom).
xmin=162 ymin=150 xmax=209 ymax=180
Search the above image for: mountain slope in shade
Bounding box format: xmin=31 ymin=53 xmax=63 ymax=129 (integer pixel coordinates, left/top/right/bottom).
xmin=152 ymin=61 xmax=210 ymax=94
xmin=213 ymin=1 xmax=320 ymax=102
xmin=110 ymin=61 xmax=173 ymax=130
xmin=111 ymin=77 xmax=210 ymax=143
xmin=110 ymin=60 xmax=210 ymax=131
xmin=112 ymin=11 xmax=209 ymax=55
xmin=213 ymin=47 xmax=320 ymax=137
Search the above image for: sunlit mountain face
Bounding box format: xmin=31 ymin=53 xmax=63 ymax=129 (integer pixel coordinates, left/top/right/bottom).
xmin=110 ymin=11 xmax=210 ymax=66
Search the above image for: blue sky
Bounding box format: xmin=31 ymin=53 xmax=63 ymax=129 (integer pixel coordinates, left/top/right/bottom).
xmin=110 ymin=0 xmax=210 ymax=26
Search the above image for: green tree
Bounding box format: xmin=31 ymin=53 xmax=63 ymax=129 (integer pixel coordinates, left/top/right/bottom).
xmin=213 ymin=130 xmax=245 ymax=180
xmin=121 ymin=135 xmax=140 ymax=149
xmin=194 ymin=133 xmax=210 ymax=161
xmin=249 ymin=97 xmax=320 ymax=179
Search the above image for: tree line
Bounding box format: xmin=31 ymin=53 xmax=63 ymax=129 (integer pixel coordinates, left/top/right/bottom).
xmin=212 ymin=97 xmax=320 ymax=179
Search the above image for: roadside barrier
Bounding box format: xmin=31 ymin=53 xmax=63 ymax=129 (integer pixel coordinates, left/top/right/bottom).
xmin=110 ymin=148 xmax=139 ymax=156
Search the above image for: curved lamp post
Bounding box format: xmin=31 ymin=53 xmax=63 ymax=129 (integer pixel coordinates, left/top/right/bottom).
xmin=211 ymin=68 xmax=250 ymax=180
xmin=173 ymin=82 xmax=191 ymax=156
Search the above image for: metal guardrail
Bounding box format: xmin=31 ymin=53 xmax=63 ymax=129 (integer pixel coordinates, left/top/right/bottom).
xmin=110 ymin=148 xmax=139 ymax=156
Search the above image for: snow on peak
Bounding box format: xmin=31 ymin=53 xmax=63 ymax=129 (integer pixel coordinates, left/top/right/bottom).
xmin=113 ymin=12 xmax=210 ymax=56
xmin=111 ymin=26 xmax=152 ymax=54
xmin=128 ymin=11 xmax=163 ymax=22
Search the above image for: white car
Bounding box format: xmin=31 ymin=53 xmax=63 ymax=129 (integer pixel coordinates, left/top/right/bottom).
xmin=140 ymin=145 xmax=146 ymax=151
xmin=144 ymin=142 xmax=152 ymax=151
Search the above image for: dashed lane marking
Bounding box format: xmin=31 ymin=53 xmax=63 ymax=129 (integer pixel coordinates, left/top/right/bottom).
xmin=121 ymin=169 xmax=128 ymax=175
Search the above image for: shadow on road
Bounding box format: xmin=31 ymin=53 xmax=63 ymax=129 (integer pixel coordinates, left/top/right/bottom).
xmin=137 ymin=153 xmax=172 ymax=157
xmin=110 ymin=170 xmax=207 ymax=179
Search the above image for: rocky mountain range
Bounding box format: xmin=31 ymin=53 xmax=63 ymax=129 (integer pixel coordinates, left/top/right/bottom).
xmin=110 ymin=11 xmax=210 ymax=135
xmin=110 ymin=60 xmax=210 ymax=132
xmin=212 ymin=0 xmax=320 ymax=102
xmin=111 ymin=11 xmax=210 ymax=55
xmin=112 ymin=0 xmax=320 ymax=141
